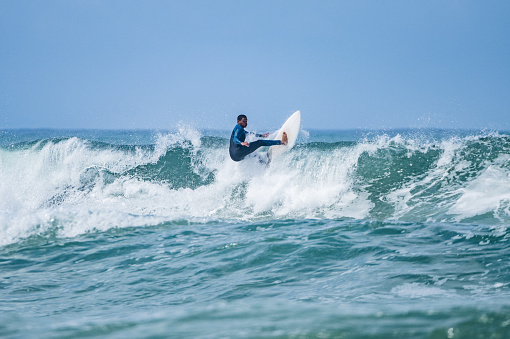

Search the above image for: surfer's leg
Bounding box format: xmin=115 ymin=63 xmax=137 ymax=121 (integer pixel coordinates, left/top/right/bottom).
xmin=233 ymin=141 xmax=267 ymax=160
xmin=231 ymin=140 xmax=282 ymax=161
xmin=245 ymin=140 xmax=267 ymax=152
xmin=256 ymin=140 xmax=281 ymax=146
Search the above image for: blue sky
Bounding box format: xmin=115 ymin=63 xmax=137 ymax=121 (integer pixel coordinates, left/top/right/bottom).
xmin=1 ymin=0 xmax=509 ymax=130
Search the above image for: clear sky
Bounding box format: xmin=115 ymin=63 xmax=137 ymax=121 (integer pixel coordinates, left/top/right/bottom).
xmin=1 ymin=0 xmax=509 ymax=131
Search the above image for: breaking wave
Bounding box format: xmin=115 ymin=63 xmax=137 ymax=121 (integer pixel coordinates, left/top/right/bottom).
xmin=1 ymin=128 xmax=509 ymax=245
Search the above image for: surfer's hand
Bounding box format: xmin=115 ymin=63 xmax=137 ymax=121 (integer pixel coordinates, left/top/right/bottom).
xmin=241 ymin=142 xmax=250 ymax=147
xmin=261 ymin=133 xmax=270 ymax=138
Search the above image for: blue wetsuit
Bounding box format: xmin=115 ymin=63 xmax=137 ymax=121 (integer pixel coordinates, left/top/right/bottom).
xmin=229 ymin=124 xmax=281 ymax=162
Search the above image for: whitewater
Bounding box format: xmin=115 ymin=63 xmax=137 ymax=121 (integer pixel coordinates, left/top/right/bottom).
xmin=1 ymin=128 xmax=509 ymax=338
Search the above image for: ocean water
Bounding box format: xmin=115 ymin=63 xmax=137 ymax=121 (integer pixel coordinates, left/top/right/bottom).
xmin=1 ymin=127 xmax=509 ymax=338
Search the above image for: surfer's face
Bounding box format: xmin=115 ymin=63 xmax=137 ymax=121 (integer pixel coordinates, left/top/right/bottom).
xmin=238 ymin=117 xmax=247 ymax=128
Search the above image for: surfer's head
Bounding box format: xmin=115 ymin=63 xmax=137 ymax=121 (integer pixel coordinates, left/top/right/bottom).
xmin=237 ymin=115 xmax=247 ymax=128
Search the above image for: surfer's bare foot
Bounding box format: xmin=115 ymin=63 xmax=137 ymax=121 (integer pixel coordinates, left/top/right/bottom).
xmin=281 ymin=132 xmax=288 ymax=145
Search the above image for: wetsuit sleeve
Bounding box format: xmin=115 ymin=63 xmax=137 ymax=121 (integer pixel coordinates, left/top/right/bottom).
xmin=232 ymin=126 xmax=244 ymax=145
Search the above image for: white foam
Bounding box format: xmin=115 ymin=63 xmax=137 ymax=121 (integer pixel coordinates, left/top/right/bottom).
xmin=0 ymin=129 xmax=207 ymax=245
xmin=244 ymin=143 xmax=373 ymax=219
xmin=448 ymin=155 xmax=510 ymax=221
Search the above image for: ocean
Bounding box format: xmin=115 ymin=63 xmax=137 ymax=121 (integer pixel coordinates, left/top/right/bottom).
xmin=1 ymin=127 xmax=509 ymax=338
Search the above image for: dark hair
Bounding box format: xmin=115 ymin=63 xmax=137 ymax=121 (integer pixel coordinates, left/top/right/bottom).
xmin=237 ymin=114 xmax=247 ymax=122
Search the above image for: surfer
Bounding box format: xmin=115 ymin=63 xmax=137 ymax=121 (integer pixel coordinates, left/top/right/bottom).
xmin=229 ymin=114 xmax=288 ymax=162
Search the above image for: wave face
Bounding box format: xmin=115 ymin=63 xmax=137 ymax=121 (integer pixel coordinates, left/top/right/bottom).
xmin=1 ymin=128 xmax=509 ymax=245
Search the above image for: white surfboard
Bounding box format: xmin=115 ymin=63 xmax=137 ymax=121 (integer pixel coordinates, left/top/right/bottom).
xmin=267 ymin=111 xmax=301 ymax=160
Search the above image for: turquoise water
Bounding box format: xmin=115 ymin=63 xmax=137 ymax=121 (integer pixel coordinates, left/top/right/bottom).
xmin=1 ymin=128 xmax=509 ymax=338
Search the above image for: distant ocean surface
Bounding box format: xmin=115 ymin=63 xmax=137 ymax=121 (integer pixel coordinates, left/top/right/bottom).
xmin=1 ymin=128 xmax=509 ymax=338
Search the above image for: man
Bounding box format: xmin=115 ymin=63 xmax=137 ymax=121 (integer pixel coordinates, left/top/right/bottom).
xmin=229 ymin=114 xmax=287 ymax=162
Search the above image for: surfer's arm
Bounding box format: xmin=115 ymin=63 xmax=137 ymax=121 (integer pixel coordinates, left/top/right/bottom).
xmin=233 ymin=127 xmax=249 ymax=147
